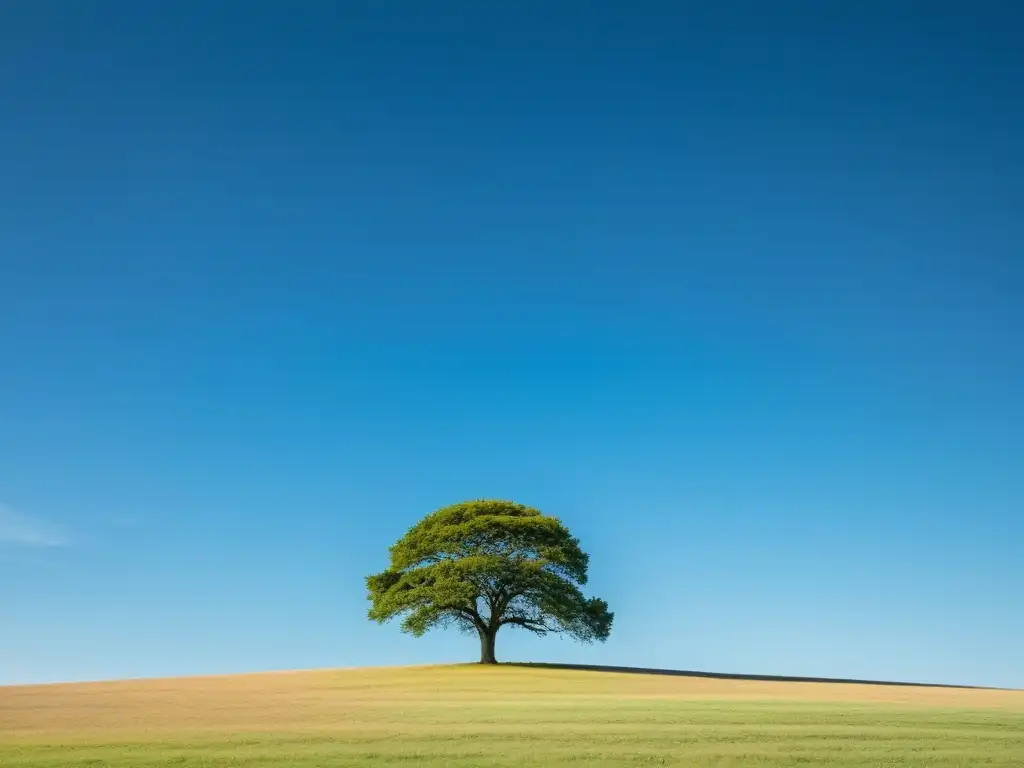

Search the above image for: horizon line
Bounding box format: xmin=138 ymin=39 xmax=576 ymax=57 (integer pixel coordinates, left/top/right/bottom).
xmin=3 ymin=661 xmax=1020 ymax=692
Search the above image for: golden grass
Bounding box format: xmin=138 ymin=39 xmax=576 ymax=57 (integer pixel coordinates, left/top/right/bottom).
xmin=2 ymin=664 xmax=1021 ymax=738
xmin=3 ymin=665 xmax=1023 ymax=766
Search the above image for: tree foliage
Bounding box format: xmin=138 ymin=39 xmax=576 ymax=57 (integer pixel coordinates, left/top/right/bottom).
xmin=365 ymin=499 xmax=613 ymax=663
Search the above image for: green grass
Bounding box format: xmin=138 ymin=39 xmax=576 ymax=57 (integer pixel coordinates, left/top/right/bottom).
xmin=3 ymin=665 xmax=1022 ymax=766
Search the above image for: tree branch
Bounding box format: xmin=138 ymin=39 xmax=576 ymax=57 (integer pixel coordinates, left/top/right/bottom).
xmin=449 ymin=605 xmax=481 ymax=628
xmin=500 ymin=616 xmax=552 ymax=635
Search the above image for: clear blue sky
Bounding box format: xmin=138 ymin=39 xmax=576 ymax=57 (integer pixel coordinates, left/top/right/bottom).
xmin=2 ymin=2 xmax=1021 ymax=688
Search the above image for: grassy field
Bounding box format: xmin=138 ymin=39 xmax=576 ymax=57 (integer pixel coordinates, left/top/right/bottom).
xmin=2 ymin=664 xmax=1022 ymax=767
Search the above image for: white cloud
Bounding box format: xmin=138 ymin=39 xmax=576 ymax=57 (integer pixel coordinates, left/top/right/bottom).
xmin=0 ymin=504 xmax=71 ymax=547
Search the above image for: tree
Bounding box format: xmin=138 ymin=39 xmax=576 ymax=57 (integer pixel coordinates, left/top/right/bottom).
xmin=365 ymin=499 xmax=613 ymax=664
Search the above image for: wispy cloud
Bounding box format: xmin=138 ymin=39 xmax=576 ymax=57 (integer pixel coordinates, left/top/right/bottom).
xmin=0 ymin=503 xmax=72 ymax=547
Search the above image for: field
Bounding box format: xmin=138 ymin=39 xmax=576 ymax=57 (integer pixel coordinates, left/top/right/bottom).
xmin=2 ymin=664 xmax=1022 ymax=767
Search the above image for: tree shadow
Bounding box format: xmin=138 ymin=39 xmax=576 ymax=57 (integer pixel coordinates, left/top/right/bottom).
xmin=503 ymin=662 xmax=1001 ymax=690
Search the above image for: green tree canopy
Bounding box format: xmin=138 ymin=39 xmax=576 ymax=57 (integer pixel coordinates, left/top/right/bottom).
xmin=365 ymin=499 xmax=613 ymax=663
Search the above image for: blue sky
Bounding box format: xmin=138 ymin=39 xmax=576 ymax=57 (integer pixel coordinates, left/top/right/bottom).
xmin=1 ymin=2 xmax=1021 ymax=688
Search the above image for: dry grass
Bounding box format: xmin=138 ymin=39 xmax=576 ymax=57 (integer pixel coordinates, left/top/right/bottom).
xmin=2 ymin=665 xmax=1022 ymax=766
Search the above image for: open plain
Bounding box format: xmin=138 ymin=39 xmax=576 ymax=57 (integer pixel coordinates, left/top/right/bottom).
xmin=2 ymin=664 xmax=1022 ymax=766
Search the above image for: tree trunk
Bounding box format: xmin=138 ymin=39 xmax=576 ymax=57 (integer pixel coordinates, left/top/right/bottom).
xmin=479 ymin=627 xmax=498 ymax=664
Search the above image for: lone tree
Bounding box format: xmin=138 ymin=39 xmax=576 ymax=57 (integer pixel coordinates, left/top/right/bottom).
xmin=366 ymin=499 xmax=613 ymax=664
